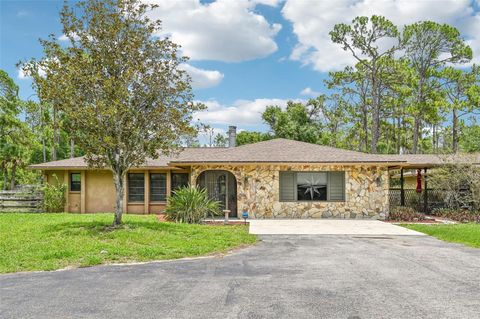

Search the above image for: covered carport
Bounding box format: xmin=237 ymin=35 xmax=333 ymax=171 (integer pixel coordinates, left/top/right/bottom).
xmin=387 ymin=153 xmax=480 ymax=213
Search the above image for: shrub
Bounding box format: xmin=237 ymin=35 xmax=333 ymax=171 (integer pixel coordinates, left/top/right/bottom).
xmin=165 ymin=186 xmax=221 ymax=224
xmin=388 ymin=207 xmax=425 ymax=222
xmin=429 ymin=161 xmax=480 ymax=210
xmin=42 ymin=175 xmax=67 ymax=213
xmin=432 ymin=208 xmax=480 ymax=223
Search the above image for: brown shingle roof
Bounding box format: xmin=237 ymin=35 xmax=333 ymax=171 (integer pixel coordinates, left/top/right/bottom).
xmin=169 ymin=138 xmax=400 ymax=164
xmin=381 ymin=153 xmax=480 ymax=167
xmin=29 ymin=138 xmax=479 ymax=169
xmin=28 ymin=147 xmax=227 ymax=169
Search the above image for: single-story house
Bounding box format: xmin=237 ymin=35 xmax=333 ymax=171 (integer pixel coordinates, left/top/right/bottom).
xmin=30 ymin=127 xmax=479 ymax=219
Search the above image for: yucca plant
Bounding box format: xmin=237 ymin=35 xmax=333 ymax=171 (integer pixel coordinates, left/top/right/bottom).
xmin=165 ymin=186 xmax=221 ymax=224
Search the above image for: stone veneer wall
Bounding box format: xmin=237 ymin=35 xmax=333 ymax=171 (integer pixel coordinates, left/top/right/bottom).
xmin=190 ymin=164 xmax=389 ymax=219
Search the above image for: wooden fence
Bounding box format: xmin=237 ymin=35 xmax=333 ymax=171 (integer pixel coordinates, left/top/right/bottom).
xmin=0 ymin=186 xmax=43 ymax=213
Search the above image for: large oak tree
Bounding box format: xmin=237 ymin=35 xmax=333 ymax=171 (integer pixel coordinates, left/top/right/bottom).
xmin=22 ymin=0 xmax=202 ymax=225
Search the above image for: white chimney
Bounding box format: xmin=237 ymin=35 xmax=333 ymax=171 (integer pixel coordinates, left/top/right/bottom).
xmin=228 ymin=126 xmax=236 ymax=148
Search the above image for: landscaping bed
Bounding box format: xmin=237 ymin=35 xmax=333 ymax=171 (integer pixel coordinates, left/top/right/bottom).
xmin=0 ymin=213 xmax=257 ymax=273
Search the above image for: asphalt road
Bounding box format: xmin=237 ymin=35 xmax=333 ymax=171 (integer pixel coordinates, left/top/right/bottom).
xmin=1 ymin=234 xmax=480 ymax=319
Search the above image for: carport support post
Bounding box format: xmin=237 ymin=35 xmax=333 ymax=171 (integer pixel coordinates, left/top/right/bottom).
xmin=423 ymin=168 xmax=428 ymax=213
xmin=400 ymin=168 xmax=405 ymax=206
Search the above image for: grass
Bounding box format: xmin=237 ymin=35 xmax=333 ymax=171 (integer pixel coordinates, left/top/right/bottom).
xmin=402 ymin=223 xmax=480 ymax=248
xmin=0 ymin=213 xmax=256 ymax=273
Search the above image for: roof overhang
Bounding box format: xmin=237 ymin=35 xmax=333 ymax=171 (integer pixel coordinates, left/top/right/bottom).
xmin=167 ymin=161 xmax=406 ymax=166
xmin=29 ymin=165 xmax=178 ymax=171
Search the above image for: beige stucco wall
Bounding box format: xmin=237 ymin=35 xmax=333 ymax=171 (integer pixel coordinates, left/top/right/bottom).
xmin=45 ymin=171 xmax=65 ymax=185
xmin=45 ymin=169 xmax=171 ymax=214
xmin=86 ymin=170 xmax=116 ymax=212
xmin=190 ymin=164 xmax=389 ymax=219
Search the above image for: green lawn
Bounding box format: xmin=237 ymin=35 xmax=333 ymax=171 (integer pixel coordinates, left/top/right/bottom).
xmin=403 ymin=223 xmax=480 ymax=248
xmin=0 ymin=213 xmax=256 ymax=273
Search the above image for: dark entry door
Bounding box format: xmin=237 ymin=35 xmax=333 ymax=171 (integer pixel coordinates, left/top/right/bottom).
xmin=198 ymin=171 xmax=237 ymax=217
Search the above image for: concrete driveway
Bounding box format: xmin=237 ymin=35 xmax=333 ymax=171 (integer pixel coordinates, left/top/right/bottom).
xmin=249 ymin=219 xmax=425 ymax=235
xmin=1 ymin=233 xmax=480 ymax=319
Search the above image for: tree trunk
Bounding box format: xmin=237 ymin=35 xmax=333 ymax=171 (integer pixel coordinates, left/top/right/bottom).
xmin=1 ymin=166 xmax=7 ymax=191
xmin=370 ymin=73 xmax=380 ymax=153
xmin=396 ymin=117 xmax=401 ymax=154
xmin=361 ymin=104 xmax=369 ymax=152
xmin=412 ymin=76 xmax=425 ymax=154
xmin=42 ymin=137 xmax=47 ymax=162
xmin=412 ymin=118 xmax=420 ymax=154
xmin=52 ymin=108 xmax=58 ymax=161
xmin=112 ymin=170 xmax=125 ymax=226
xmin=371 ymin=105 xmax=380 ymax=153
xmin=10 ymin=163 xmax=17 ymax=190
xmin=452 ymin=108 xmax=458 ymax=153
xmin=70 ymin=139 xmax=75 ymax=158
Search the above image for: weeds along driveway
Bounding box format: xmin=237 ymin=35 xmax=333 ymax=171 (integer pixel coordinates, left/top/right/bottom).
xmin=1 ymin=234 xmax=480 ymax=319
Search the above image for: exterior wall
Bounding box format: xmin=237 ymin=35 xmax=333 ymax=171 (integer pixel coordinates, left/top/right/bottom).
xmin=86 ymin=170 xmax=115 ymax=212
xmin=45 ymin=164 xmax=388 ymax=218
xmin=45 ymin=171 xmax=65 ymax=185
xmin=68 ymin=193 xmax=81 ymax=213
xmin=45 ymin=169 xmax=174 ymax=214
xmin=190 ymin=164 xmax=389 ymax=219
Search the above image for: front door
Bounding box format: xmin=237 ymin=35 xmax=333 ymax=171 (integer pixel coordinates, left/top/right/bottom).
xmin=198 ymin=170 xmax=237 ymax=217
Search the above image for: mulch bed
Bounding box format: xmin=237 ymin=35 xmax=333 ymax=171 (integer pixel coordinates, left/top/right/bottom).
xmin=155 ymin=214 xmax=249 ymax=225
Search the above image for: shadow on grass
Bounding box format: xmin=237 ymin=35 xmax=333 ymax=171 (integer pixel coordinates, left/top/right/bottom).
xmin=41 ymin=219 xmax=213 ymax=237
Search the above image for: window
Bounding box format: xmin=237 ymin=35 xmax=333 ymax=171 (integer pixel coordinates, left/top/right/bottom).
xmin=150 ymin=173 xmax=167 ymax=202
xmin=171 ymin=173 xmax=189 ymax=192
xmin=70 ymin=173 xmax=81 ymax=192
xmin=128 ymin=173 xmax=144 ymax=202
xmin=279 ymin=171 xmax=345 ymax=202
xmin=297 ymin=172 xmax=327 ymax=201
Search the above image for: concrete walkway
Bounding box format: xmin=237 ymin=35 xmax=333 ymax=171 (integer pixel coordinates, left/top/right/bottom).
xmin=249 ymin=219 xmax=426 ymax=235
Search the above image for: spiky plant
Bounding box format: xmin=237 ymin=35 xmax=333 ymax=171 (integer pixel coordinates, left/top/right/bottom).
xmin=165 ymin=186 xmax=221 ymax=224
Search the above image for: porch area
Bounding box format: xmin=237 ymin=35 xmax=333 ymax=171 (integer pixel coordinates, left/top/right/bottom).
xmin=389 ymin=166 xmax=446 ymax=214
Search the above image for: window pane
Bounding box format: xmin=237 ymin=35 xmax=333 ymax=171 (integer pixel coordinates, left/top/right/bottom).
xmin=297 ymin=172 xmax=327 ymax=201
xmin=279 ymin=171 xmax=295 ymax=201
xmin=172 ymin=173 xmax=189 ymax=192
xmin=329 ymin=171 xmax=345 ymax=201
xmin=128 ymin=173 xmax=144 ymax=202
xmin=150 ymin=173 xmax=166 ymax=201
xmin=70 ymin=173 xmax=81 ymax=192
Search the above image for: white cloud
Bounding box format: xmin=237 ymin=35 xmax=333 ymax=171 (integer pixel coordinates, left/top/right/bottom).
xmin=282 ymin=0 xmax=480 ymax=72
xmin=17 ymin=69 xmax=28 ymax=80
xmin=147 ymin=0 xmax=281 ymax=62
xmin=59 ymin=32 xmax=80 ymax=42
xmin=300 ymin=87 xmax=320 ymax=97
xmin=17 ymin=67 xmax=46 ymax=80
xmin=16 ymin=10 xmax=29 ymax=17
xmin=193 ymin=98 xmax=301 ymax=126
xmin=179 ymin=64 xmax=224 ymax=89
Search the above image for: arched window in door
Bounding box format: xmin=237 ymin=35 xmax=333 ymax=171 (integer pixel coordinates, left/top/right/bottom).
xmin=197 ymin=170 xmax=237 ymax=217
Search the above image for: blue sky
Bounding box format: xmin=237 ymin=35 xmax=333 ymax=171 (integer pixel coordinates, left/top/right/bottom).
xmin=1 ymin=0 xmax=479 ymax=136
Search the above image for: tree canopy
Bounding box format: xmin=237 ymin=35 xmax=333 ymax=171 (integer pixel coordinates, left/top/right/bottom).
xmin=21 ymin=0 xmax=202 ymax=225
xmin=244 ymin=16 xmax=479 ymax=155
